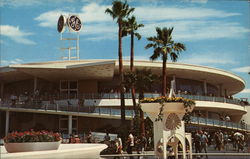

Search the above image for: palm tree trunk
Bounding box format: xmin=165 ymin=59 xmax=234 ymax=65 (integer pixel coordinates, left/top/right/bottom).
xmin=130 ymin=33 xmax=137 ymax=115
xmin=130 ymin=33 xmax=134 ymax=72
xmin=162 ymin=57 xmax=167 ymax=96
xmin=139 ymin=92 xmax=145 ymax=135
xmin=118 ymin=19 xmax=125 ymax=123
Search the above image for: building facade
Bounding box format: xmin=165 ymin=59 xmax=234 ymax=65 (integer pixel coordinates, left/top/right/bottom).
xmin=0 ymin=60 xmax=249 ymax=138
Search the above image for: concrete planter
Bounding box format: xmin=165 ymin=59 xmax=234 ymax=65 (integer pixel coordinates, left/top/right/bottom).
xmin=1 ymin=143 xmax=108 ymax=159
xmin=4 ymin=141 xmax=61 ymax=153
xmin=141 ymin=102 xmax=194 ymax=120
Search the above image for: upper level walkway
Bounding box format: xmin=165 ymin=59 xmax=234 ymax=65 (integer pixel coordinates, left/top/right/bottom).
xmin=4 ymin=92 xmax=248 ymax=106
xmin=0 ymin=101 xmax=249 ymax=132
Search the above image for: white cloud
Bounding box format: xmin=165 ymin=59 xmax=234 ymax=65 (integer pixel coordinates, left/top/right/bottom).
xmin=1 ymin=58 xmax=24 ymax=66
xmin=0 ymin=25 xmax=36 ymax=45
xmin=140 ymin=20 xmax=250 ymax=41
xmin=0 ymin=0 xmax=76 ymax=7
xmin=240 ymin=89 xmax=250 ymax=94
xmin=0 ymin=0 xmax=42 ymax=7
xmin=231 ymin=66 xmax=250 ymax=73
xmin=35 ymin=10 xmax=69 ymax=28
xmin=183 ymin=0 xmax=208 ymax=4
xmin=34 ymin=2 xmax=249 ymax=42
xmin=80 ymin=3 xmax=111 ymax=23
xmin=35 ymin=3 xmax=111 ymax=28
xmin=134 ymin=6 xmax=240 ymax=21
xmin=179 ymin=52 xmax=236 ymax=65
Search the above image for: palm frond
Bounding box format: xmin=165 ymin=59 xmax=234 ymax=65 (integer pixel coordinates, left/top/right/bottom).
xmin=145 ymin=43 xmax=156 ymax=49
xmin=134 ymin=32 xmax=141 ymax=40
xmin=105 ymin=8 xmax=116 ymax=20
xmin=173 ymin=42 xmax=186 ymax=51
xmin=169 ymin=52 xmax=178 ymax=62
xmin=150 ymin=47 xmax=161 ymax=61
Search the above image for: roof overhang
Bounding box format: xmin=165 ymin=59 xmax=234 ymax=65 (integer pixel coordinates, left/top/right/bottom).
xmin=1 ymin=60 xmax=116 ymax=82
xmin=121 ymin=61 xmax=245 ymax=95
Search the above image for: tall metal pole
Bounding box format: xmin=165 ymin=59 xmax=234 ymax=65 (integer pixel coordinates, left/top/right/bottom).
xmin=77 ymin=32 xmax=80 ymax=60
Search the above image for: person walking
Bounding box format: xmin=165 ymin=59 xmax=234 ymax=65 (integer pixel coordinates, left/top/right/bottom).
xmin=194 ymin=130 xmax=201 ymax=153
xmin=218 ymin=130 xmax=224 ymax=151
xmin=86 ymin=131 xmax=92 ymax=143
xmin=200 ymin=131 xmax=208 ymax=159
xmin=114 ymin=135 xmax=123 ymax=159
xmin=127 ymin=132 xmax=134 ymax=159
xmin=141 ymin=134 xmax=147 ymax=154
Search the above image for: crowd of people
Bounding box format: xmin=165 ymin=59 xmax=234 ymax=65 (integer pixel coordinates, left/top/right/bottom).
xmin=193 ymin=130 xmax=249 ymax=154
xmin=100 ymin=131 xmax=148 ymax=159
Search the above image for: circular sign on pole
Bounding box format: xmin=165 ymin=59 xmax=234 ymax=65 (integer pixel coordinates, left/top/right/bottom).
xmin=57 ymin=15 xmax=67 ymax=33
xmin=67 ymin=15 xmax=82 ymax=32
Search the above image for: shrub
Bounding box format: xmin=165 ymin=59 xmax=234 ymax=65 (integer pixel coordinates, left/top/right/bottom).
xmin=4 ymin=130 xmax=61 ymax=143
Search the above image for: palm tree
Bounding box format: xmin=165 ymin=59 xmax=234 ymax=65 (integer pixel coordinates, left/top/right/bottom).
xmin=145 ymin=27 xmax=186 ymax=96
xmin=124 ymin=69 xmax=157 ymax=135
xmin=136 ymin=69 xmax=157 ymax=136
xmin=122 ymin=16 xmax=144 ymax=115
xmin=105 ymin=0 xmax=134 ymax=123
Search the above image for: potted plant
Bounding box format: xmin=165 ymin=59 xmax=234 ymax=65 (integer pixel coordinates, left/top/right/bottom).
xmin=4 ymin=130 xmax=61 ymax=153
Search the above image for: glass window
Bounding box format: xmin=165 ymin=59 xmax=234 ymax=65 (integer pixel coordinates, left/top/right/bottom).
xmin=70 ymin=81 xmax=77 ymax=89
xmin=61 ymin=81 xmax=68 ymax=89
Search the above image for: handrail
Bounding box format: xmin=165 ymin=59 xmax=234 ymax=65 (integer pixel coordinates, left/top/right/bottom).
xmin=2 ymin=93 xmax=247 ymax=106
xmin=190 ymin=116 xmax=249 ymax=131
xmin=0 ymin=102 xmax=249 ymax=131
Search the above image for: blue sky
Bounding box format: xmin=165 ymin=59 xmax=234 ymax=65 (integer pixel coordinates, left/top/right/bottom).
xmin=0 ymin=0 xmax=249 ymax=99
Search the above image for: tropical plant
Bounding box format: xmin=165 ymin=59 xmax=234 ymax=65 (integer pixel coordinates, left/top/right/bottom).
xmin=122 ymin=16 xmax=144 ymax=119
xmin=124 ymin=68 xmax=157 ymax=135
xmin=123 ymin=16 xmax=144 ymax=72
xmin=4 ymin=130 xmax=61 ymax=143
xmin=145 ymin=27 xmax=186 ymax=96
xmin=105 ymin=0 xmax=134 ymax=123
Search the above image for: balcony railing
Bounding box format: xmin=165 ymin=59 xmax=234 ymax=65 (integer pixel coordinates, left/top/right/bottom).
xmin=2 ymin=92 xmax=247 ymax=110
xmin=0 ymin=102 xmax=249 ymax=131
xmin=176 ymin=94 xmax=243 ymax=105
xmin=190 ymin=116 xmax=249 ymax=131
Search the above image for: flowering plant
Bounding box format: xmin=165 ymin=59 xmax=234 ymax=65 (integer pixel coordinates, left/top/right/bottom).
xmin=140 ymin=96 xmax=195 ymax=122
xmin=4 ymin=130 xmax=61 ymax=143
xmin=141 ymin=96 xmax=195 ymax=107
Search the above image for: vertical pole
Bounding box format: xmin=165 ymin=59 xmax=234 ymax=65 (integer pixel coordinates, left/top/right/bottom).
xmin=5 ymin=111 xmax=9 ymax=136
xmin=34 ymin=77 xmax=37 ymax=94
xmin=203 ymin=80 xmax=207 ymax=96
xmin=68 ymin=48 xmax=71 ymax=61
xmin=0 ymin=83 xmax=4 ymax=100
xmin=77 ymin=32 xmax=80 ymax=60
xmin=68 ymin=115 xmax=72 ymax=135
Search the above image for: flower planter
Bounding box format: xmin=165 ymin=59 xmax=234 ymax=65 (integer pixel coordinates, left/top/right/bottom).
xmin=4 ymin=141 xmax=61 ymax=153
xmin=141 ymin=102 xmax=194 ymax=119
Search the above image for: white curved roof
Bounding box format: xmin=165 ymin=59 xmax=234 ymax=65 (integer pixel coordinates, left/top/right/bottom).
xmin=0 ymin=59 xmax=245 ymax=95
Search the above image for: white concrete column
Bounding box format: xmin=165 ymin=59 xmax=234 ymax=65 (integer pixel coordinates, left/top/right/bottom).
xmin=217 ymin=84 xmax=222 ymax=97
xmin=34 ymin=77 xmax=37 ymax=93
xmin=206 ymin=111 xmax=209 ymax=118
xmin=203 ymin=80 xmax=207 ymax=96
xmin=68 ymin=115 xmax=72 ymax=135
xmin=224 ymin=89 xmax=228 ymax=97
xmin=5 ymin=111 xmax=9 ymax=136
